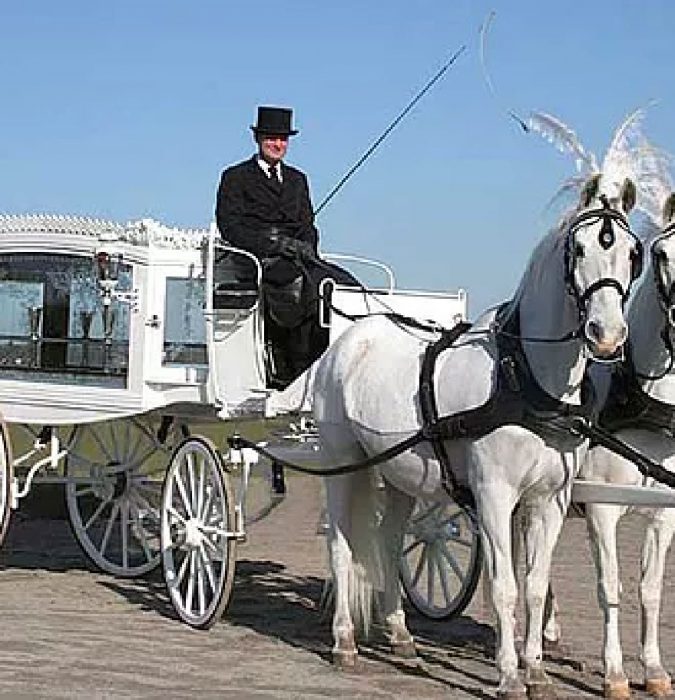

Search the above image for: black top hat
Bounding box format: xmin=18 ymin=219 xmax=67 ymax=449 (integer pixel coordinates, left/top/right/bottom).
xmin=251 ymin=106 xmax=298 ymax=137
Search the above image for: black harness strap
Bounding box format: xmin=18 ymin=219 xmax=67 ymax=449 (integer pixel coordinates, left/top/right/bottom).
xmin=600 ymin=346 xmax=675 ymax=436
xmin=419 ymin=321 xmax=473 ymax=506
xmin=418 ymin=304 xmax=595 ymax=507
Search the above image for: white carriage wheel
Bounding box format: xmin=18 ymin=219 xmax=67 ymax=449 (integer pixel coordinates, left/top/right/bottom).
xmin=0 ymin=422 xmax=13 ymax=548
xmin=399 ymin=498 xmax=482 ymax=620
xmin=161 ymin=436 xmax=236 ymax=629
xmin=64 ymin=416 xmax=186 ymax=577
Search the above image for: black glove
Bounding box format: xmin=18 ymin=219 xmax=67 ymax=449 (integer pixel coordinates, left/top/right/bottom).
xmin=267 ymin=232 xmax=314 ymax=260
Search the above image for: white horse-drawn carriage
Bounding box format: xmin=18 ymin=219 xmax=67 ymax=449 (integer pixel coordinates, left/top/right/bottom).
xmin=0 ymin=213 xmax=473 ymax=628
xmin=2 ymin=113 xmax=675 ymax=699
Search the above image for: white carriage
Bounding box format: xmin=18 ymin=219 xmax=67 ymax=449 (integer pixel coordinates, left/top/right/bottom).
xmin=0 ymin=214 xmax=473 ymax=627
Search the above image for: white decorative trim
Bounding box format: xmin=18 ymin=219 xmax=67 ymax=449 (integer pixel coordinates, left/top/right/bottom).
xmin=0 ymin=214 xmax=210 ymax=251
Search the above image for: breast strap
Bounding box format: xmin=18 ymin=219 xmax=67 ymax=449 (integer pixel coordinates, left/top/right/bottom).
xmin=600 ymin=349 xmax=675 ymax=436
xmin=418 ymin=304 xmax=594 ymax=507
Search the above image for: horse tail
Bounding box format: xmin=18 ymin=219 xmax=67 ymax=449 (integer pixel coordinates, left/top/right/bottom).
xmin=344 ymin=468 xmax=384 ymax=639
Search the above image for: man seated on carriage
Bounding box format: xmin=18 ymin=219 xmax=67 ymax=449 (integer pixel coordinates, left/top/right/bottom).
xmin=215 ymin=105 xmax=357 ymax=390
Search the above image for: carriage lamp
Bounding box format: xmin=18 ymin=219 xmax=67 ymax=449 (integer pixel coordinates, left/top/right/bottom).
xmin=95 ymin=251 xmax=122 ymax=283
xmin=28 ymin=306 xmax=42 ymax=341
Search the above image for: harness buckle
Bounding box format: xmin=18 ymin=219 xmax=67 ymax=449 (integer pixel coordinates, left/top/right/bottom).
xmin=500 ymin=356 xmax=521 ymax=392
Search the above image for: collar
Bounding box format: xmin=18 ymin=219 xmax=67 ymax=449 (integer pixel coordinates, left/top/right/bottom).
xmin=256 ymin=156 xmax=282 ymax=182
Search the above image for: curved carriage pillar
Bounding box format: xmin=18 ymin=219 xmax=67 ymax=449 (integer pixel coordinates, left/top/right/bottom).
xmin=206 ymin=238 xmax=267 ymax=419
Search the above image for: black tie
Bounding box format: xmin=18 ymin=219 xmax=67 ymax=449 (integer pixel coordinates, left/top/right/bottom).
xmin=269 ymin=165 xmax=280 ymax=184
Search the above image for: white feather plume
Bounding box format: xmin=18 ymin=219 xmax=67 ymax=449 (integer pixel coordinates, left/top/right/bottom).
xmin=529 ymin=106 xmax=673 ymax=231
xmin=528 ymin=111 xmax=599 ymax=175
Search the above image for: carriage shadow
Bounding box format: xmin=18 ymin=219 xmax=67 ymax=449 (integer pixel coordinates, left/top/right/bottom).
xmin=0 ymin=513 xmax=95 ymax=573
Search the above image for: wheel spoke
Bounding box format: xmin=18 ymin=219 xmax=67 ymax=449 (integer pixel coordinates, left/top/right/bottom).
xmin=198 ymin=542 xmax=217 ymax=594
xmin=411 ymin=502 xmax=442 ymax=525
xmin=167 ymin=506 xmax=188 ymax=527
xmin=84 ymin=497 xmax=111 ymax=532
xmin=99 ymin=501 xmax=120 ymax=558
xmin=185 ymin=550 xmax=196 ymax=614
xmin=426 ymin=546 xmax=436 ymax=605
xmin=196 ymin=457 xmax=205 ymax=519
xmin=121 ymin=499 xmax=129 ymax=570
xmin=173 ymin=471 xmax=193 ymax=518
xmin=439 ymin=541 xmax=466 ymax=581
xmin=435 ymin=546 xmax=453 ymax=605
xmin=201 ymin=524 xmax=233 ymax=539
xmin=196 ymin=554 xmax=206 ymax=616
xmin=89 ymin=425 xmax=114 ymax=464
xmin=199 ymin=482 xmax=215 ymax=522
xmin=186 ymin=452 xmax=197 ymax=514
xmin=402 ymin=538 xmax=424 ymax=557
xmin=171 ymin=550 xmax=190 ymax=588
xmin=411 ymin=546 xmax=428 ymax=588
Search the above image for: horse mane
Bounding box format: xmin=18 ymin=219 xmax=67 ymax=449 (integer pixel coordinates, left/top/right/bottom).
xmin=511 ymin=217 xmax=568 ymax=308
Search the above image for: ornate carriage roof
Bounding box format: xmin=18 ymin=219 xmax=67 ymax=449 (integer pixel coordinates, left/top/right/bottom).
xmin=0 ymin=214 xmax=210 ymax=250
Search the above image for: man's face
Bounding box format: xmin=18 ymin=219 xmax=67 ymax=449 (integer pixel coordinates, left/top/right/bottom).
xmin=258 ymin=133 xmax=289 ymax=164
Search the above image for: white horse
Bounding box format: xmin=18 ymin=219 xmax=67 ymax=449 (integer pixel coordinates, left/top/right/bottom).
xmin=580 ymin=192 xmax=675 ymax=699
xmin=312 ymin=173 xmax=641 ymax=698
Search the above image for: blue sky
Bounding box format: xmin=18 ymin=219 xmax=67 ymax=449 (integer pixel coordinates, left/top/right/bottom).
xmin=1 ymin=1 xmax=673 ymax=316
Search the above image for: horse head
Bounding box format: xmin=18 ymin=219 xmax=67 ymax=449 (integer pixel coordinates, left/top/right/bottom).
xmin=649 ymin=192 xmax=675 ymax=328
xmin=563 ymin=173 xmax=642 ymax=359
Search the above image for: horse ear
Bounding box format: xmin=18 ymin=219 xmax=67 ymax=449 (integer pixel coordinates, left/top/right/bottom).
xmin=663 ymin=192 xmax=675 ymax=225
xmin=620 ymin=178 xmax=636 ymax=213
xmin=580 ymin=174 xmax=601 ymax=208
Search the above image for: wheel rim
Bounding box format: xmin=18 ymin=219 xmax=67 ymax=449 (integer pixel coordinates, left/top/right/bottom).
xmin=161 ymin=437 xmax=235 ymax=628
xmin=65 ymin=417 xmax=181 ymax=576
xmin=400 ymin=499 xmax=482 ymax=619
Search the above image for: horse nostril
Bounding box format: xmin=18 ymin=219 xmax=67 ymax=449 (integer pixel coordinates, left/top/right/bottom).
xmin=617 ymin=324 xmax=628 ymax=345
xmin=585 ymin=319 xmax=602 ymax=342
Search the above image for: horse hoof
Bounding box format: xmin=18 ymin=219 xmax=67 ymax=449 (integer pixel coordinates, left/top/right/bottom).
xmin=391 ymin=639 xmax=417 ymax=658
xmin=527 ymin=684 xmax=556 ymax=700
xmin=498 ymin=678 xmax=528 ymax=699
xmin=645 ymin=674 xmax=672 ymax=697
xmin=526 ymin=668 xmax=555 ymax=699
xmin=332 ymin=649 xmax=358 ymax=671
xmin=603 ymin=676 xmax=631 ymax=699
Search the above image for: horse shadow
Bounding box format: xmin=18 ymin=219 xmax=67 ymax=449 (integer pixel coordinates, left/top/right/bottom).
xmin=103 ymin=556 xmax=500 ymax=698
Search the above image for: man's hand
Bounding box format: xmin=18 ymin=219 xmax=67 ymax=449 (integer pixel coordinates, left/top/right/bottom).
xmin=268 ymin=232 xmax=315 ymax=259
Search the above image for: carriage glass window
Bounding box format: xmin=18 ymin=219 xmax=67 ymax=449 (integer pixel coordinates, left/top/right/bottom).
xmin=163 ymin=277 xmax=207 ymax=366
xmin=0 ymin=253 xmax=132 ymax=387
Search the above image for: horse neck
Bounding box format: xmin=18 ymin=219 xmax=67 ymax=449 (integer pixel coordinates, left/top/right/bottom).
xmin=516 ymin=236 xmax=586 ymax=404
xmin=629 ymin=276 xmax=675 ymax=400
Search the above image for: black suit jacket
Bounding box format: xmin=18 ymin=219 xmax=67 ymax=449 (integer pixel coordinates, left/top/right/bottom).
xmin=215 ymin=156 xmax=318 ymax=259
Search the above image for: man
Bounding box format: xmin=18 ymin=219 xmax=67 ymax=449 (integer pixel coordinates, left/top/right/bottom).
xmin=215 ymin=105 xmax=356 ymax=386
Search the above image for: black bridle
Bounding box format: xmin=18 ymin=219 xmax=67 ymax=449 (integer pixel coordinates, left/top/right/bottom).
xmin=495 ymin=198 xmax=643 ymax=350
xmin=563 ymin=196 xmax=643 ymax=317
xmin=634 ymin=221 xmax=675 ymax=380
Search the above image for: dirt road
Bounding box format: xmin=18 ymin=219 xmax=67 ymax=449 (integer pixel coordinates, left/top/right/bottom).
xmin=0 ymin=477 xmax=673 ymax=699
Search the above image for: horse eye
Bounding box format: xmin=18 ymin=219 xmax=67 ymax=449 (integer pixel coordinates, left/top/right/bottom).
xmin=574 ymin=243 xmax=585 ymax=258
xmin=656 ymin=248 xmax=668 ymax=264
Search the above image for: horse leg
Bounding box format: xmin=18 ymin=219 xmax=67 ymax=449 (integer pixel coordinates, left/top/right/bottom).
xmin=640 ymin=511 xmax=675 ymax=697
xmin=586 ymin=503 xmax=630 ymax=699
xmin=378 ymin=483 xmax=416 ymax=657
xmin=520 ymin=500 xmax=566 ymax=699
xmin=477 ymin=488 xmax=526 ymax=699
xmin=325 ymin=473 xmax=359 ymax=669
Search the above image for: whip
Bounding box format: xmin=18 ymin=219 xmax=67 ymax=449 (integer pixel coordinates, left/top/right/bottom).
xmin=314 ymin=44 xmax=467 ymax=216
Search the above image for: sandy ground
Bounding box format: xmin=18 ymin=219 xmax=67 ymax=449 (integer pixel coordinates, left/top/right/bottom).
xmin=0 ymin=476 xmax=674 ymax=699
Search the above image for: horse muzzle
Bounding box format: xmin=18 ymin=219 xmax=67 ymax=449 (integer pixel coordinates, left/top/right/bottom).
xmin=583 ymin=318 xmax=628 ymax=361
